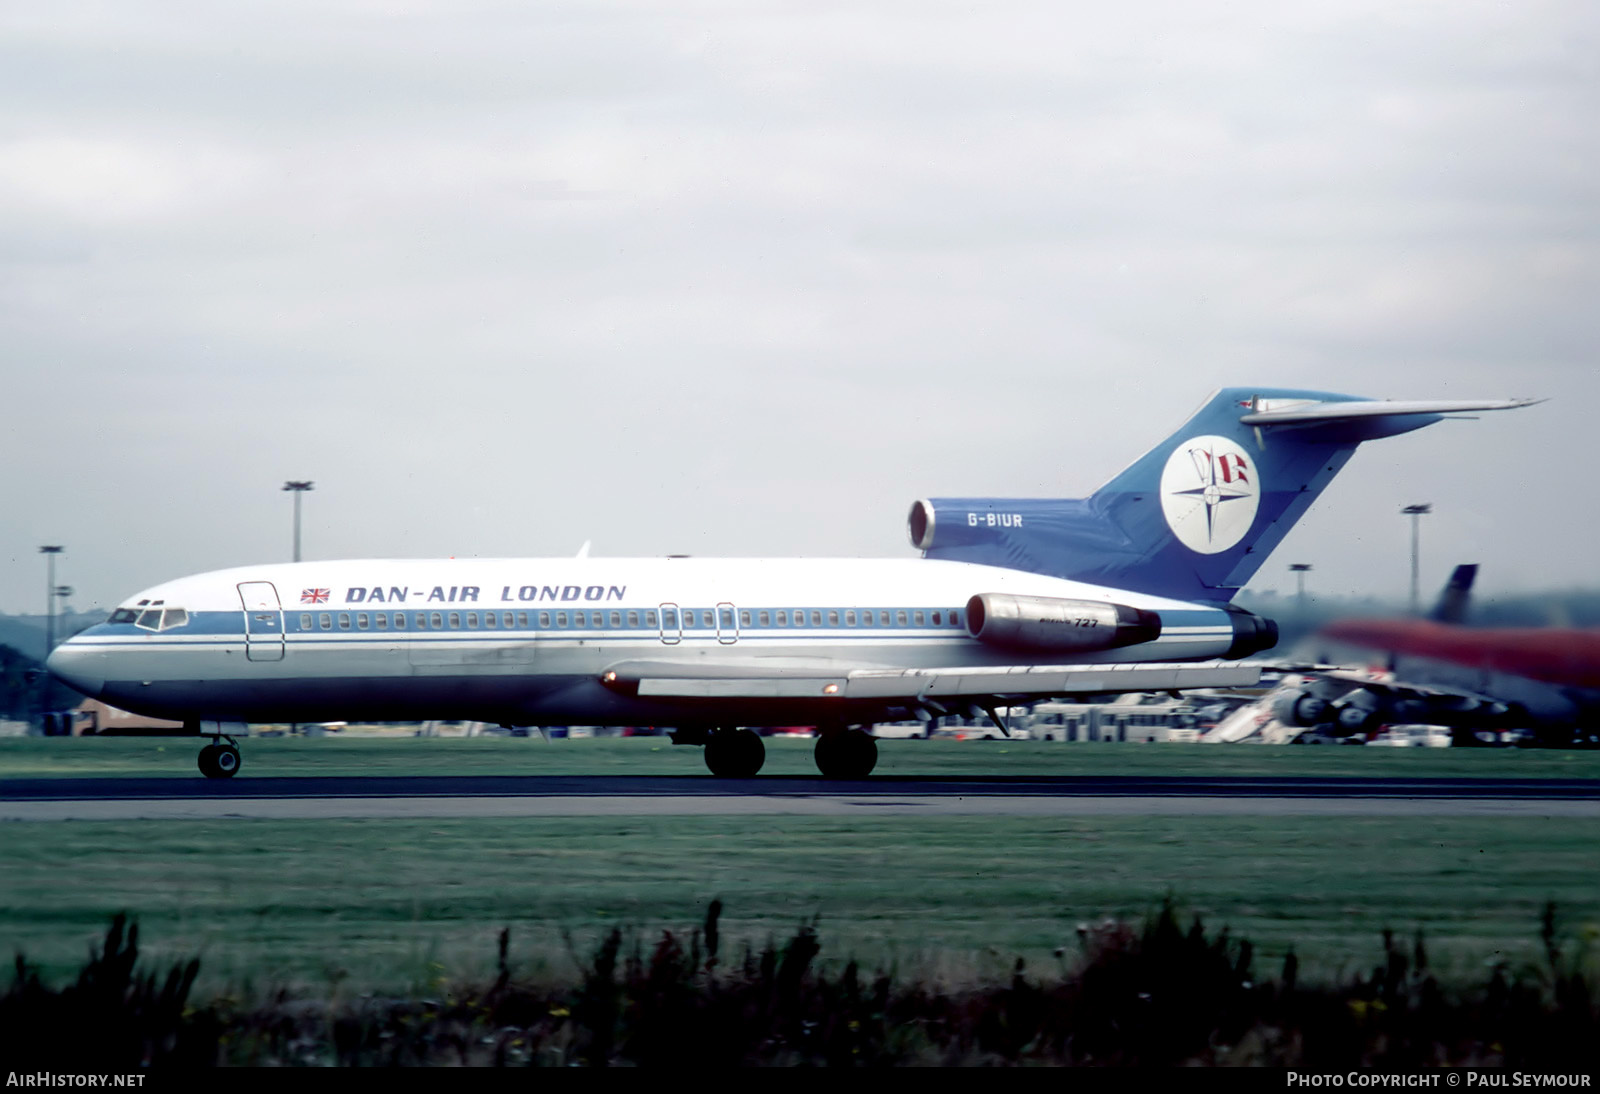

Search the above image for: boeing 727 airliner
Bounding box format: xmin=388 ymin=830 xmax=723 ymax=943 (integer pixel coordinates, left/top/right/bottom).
xmin=46 ymin=388 xmax=1537 ymax=779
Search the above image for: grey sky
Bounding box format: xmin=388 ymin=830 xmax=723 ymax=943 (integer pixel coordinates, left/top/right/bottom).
xmin=3 ymin=0 xmax=1596 ymax=615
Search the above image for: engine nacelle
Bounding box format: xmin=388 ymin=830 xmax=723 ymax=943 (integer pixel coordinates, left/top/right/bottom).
xmin=1272 ymin=688 xmax=1329 ymax=727
xmin=1221 ymin=604 xmax=1279 ymax=659
xmin=965 ymin=593 xmax=1161 ymax=653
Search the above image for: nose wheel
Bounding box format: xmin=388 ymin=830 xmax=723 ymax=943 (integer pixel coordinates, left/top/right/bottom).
xmin=198 ymin=740 xmax=242 ymax=779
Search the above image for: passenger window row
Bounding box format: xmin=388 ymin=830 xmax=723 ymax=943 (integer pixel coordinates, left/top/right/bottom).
xmin=297 ymin=609 xmax=664 ymax=632
xmin=731 ymin=608 xmax=956 ymax=629
xmin=292 ymin=607 xmax=964 ymax=633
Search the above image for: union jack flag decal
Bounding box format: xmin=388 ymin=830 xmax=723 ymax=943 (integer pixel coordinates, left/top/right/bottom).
xmin=300 ymin=588 xmax=330 ymax=604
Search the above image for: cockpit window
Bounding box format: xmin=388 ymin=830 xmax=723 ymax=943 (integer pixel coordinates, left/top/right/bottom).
xmin=125 ymin=600 xmax=191 ymax=632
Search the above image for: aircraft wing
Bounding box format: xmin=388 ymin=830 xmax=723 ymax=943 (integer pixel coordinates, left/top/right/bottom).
xmin=603 ymin=660 xmax=1262 ymax=702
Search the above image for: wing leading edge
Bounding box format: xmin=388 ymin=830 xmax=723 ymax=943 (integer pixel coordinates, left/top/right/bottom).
xmin=603 ymin=660 xmax=1262 ymax=702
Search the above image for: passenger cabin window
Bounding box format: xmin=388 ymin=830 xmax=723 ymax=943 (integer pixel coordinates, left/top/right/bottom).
xmin=393 ymin=613 xmax=406 ymax=629
xmin=320 ymin=614 xmax=332 ymax=630
xmin=627 ymin=611 xmax=639 ymax=627
xmin=645 ymin=610 xmax=658 ymax=627
xmin=758 ymin=611 xmax=770 ymax=626
xmin=914 ymin=611 xmax=925 ymax=626
xmin=431 ymin=612 xmax=444 ymax=629
xmin=338 ymin=613 xmax=350 ymax=630
xmin=300 ymin=613 xmax=313 ymax=630
xmin=376 ymin=613 xmax=388 ymax=630
xmin=357 ymin=613 xmax=369 ymax=630
xmin=556 ymin=612 xmax=569 ymax=627
xmin=932 ymin=611 xmax=942 ymax=625
xmin=539 ymin=612 xmax=551 ymax=628
xmin=861 ymin=611 xmax=873 ymax=627
xmin=791 ymin=611 xmax=802 ymax=628
xmin=466 ymin=612 xmax=478 ymax=628
xmin=845 ymin=611 xmax=857 ymax=626
xmin=610 ymin=611 xmax=622 ymax=627
xmin=827 ymin=611 xmax=838 ymax=626
xmin=448 ymin=612 xmax=461 ymax=629
xmin=740 ymin=610 xmax=752 ymax=627
xmin=485 ymin=612 xmax=496 ymax=628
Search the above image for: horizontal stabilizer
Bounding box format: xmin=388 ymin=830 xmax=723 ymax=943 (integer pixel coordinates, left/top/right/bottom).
xmin=1240 ymin=397 xmax=1541 ymax=425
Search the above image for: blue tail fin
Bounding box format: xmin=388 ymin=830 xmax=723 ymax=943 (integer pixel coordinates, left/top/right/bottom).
xmin=910 ymin=388 xmax=1536 ymax=603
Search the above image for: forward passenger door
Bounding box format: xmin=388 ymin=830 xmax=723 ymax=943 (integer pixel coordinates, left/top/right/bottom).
xmin=238 ymin=581 xmax=285 ymax=662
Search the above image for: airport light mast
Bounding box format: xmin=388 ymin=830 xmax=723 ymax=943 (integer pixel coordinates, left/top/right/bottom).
xmin=39 ymin=546 xmax=63 ymax=656
xmin=283 ymin=481 xmax=314 ymax=562
xmin=1289 ymin=563 xmax=1312 ymax=611
xmin=1402 ymin=504 xmax=1432 ymax=615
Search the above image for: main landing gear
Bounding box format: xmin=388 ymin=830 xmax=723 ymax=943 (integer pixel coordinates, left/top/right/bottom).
xmin=680 ymin=724 xmax=879 ymax=779
xmin=703 ymin=728 xmax=766 ymax=778
xmin=197 ymin=736 xmax=242 ymax=779
xmin=814 ymin=727 xmax=878 ymax=779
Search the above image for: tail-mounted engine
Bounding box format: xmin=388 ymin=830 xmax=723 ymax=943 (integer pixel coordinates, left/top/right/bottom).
xmin=965 ymin=593 xmax=1161 ymax=653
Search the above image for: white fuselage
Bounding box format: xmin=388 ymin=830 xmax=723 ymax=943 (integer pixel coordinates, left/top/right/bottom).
xmin=48 ymin=556 xmax=1244 ymax=729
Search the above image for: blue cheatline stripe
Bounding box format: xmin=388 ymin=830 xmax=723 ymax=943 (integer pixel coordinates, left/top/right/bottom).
xmin=70 ymin=630 xmax=1232 ymax=656
xmin=94 ymin=605 xmax=1231 ymax=637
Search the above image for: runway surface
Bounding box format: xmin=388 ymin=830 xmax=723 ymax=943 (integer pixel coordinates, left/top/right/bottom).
xmin=5 ymin=774 xmax=1600 ymax=820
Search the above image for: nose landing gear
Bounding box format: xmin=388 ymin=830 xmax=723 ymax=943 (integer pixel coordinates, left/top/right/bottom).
xmin=197 ymin=737 xmax=242 ymax=779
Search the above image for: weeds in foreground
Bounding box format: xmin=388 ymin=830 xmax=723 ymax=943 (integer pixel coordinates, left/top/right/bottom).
xmin=3 ymin=901 xmax=1595 ymax=1066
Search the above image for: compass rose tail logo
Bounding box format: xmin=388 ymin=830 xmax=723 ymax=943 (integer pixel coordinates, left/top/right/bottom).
xmin=1164 ymin=435 xmax=1260 ymax=556
xmin=1163 ymin=437 xmax=1261 ymax=554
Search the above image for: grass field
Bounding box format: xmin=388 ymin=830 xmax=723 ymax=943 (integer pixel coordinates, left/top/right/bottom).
xmin=3 ymin=737 xmax=1599 ymax=1001
xmin=6 ymin=732 xmax=1600 ymax=779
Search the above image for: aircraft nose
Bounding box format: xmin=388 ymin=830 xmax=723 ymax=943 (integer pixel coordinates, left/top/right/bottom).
xmin=46 ymin=639 xmax=105 ymax=698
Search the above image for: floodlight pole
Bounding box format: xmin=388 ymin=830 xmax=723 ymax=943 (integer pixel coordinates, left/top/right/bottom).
xmin=283 ymin=481 xmax=314 ymax=562
xmin=1289 ymin=563 xmax=1312 ymax=611
xmin=1402 ymin=504 xmax=1432 ymax=615
xmin=39 ymin=546 xmax=63 ymax=656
